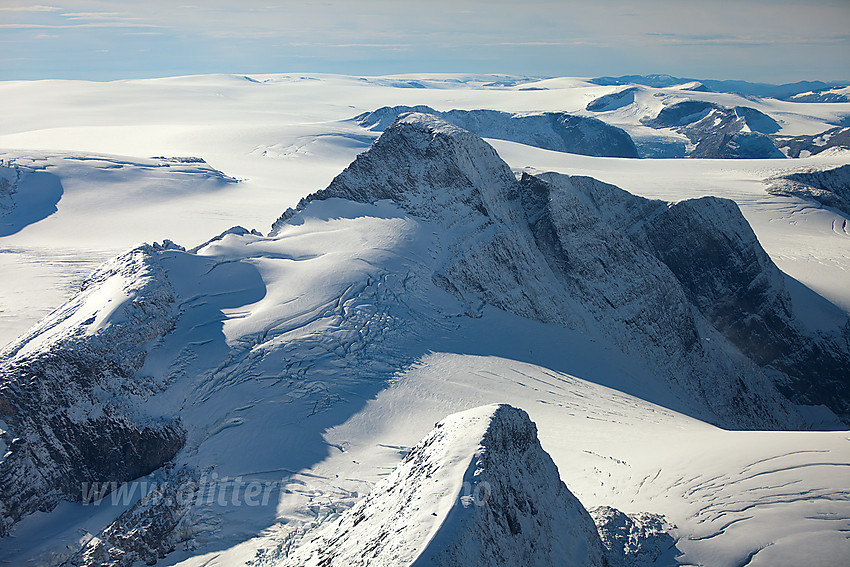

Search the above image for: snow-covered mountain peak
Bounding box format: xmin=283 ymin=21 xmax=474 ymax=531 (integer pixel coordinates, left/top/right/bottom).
xmin=281 ymin=404 xmax=605 ymax=567
xmin=272 ymin=112 xmax=518 ymax=233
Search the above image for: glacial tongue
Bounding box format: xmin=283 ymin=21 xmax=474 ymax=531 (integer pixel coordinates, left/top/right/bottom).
xmin=281 ymin=404 xmax=606 ymax=567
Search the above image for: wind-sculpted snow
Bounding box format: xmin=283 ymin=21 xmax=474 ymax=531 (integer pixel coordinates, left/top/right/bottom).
xmin=355 ymin=105 xmax=640 ymax=158
xmin=766 ymin=164 xmax=850 ymax=216
xmin=0 ymin=245 xmax=184 ymax=536
xmin=0 ymin=161 xmax=64 ymax=237
xmin=281 ymin=404 xmax=606 ymax=567
xmin=641 ymin=100 xmax=785 ymax=158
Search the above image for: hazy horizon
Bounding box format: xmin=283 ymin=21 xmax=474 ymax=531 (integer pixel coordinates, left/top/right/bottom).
xmin=1 ymin=0 xmax=849 ymax=83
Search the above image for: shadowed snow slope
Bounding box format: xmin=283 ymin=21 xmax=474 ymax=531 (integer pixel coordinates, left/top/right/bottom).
xmin=281 ymin=404 xmax=605 ymax=567
xmin=0 ymin=162 xmax=63 ymax=237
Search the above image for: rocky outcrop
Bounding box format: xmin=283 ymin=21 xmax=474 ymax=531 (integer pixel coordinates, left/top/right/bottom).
xmin=773 ymin=126 xmax=850 ymax=158
xmin=590 ymin=75 xmax=847 ymax=100
xmin=788 ymin=87 xmax=850 ymax=103
xmin=0 ymin=245 xmax=185 ymax=536
xmin=282 ymin=404 xmax=606 ymax=567
xmin=590 ymin=506 xmax=675 ymax=567
xmin=355 ymin=105 xmax=640 ymax=158
xmin=68 ymin=468 xmax=200 ymax=567
xmin=766 ymin=164 xmax=850 ymax=216
xmin=641 ymin=100 xmax=784 ymax=159
xmin=542 ymin=173 xmax=850 ymax=423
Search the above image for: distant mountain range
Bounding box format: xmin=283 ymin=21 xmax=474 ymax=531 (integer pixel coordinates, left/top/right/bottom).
xmin=590 ymin=74 xmax=850 ymax=101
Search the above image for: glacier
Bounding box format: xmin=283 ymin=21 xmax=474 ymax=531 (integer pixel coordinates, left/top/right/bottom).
xmin=0 ymin=74 xmax=848 ymax=566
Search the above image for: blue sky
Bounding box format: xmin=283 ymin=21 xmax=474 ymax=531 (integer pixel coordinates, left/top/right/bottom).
xmin=1 ymin=0 xmax=848 ymax=83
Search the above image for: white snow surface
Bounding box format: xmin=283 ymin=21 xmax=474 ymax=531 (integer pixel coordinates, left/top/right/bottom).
xmin=0 ymin=74 xmax=848 ymax=567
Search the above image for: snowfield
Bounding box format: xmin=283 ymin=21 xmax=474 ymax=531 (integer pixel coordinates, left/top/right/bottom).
xmin=0 ymin=73 xmax=848 ymax=567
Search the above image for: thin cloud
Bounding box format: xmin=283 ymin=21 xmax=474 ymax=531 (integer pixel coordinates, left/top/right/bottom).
xmin=483 ymin=41 xmax=595 ymax=47
xmin=0 ymin=5 xmax=59 ymax=12
xmin=61 ymin=12 xmax=127 ymax=20
xmin=0 ymin=22 xmax=159 ymax=29
xmin=645 ymin=32 xmax=849 ymax=48
xmin=288 ymin=42 xmax=412 ymax=48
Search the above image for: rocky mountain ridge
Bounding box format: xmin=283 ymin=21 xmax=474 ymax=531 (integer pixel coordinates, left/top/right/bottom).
xmin=279 ymin=112 xmax=847 ymax=426
xmin=640 ymin=100 xmax=785 ymax=159
xmin=0 ymin=246 xmax=185 ymax=536
xmin=766 ymin=164 xmax=850 ymax=216
xmin=279 ymin=405 xmax=608 ymax=567
xmin=355 ymin=105 xmax=640 ymax=158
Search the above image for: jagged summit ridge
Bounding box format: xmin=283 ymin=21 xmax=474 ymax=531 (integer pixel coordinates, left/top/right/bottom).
xmin=274 ymin=112 xmax=818 ymax=429
xmin=281 ymin=404 xmax=605 ymax=567
xmin=2 ymin=111 xmax=849 ymax=560
xmin=273 ymin=112 xmax=517 ymax=233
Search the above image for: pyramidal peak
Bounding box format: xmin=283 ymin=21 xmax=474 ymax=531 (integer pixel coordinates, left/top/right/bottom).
xmin=281 ymin=404 xmax=606 ymax=567
xmin=272 ymin=112 xmax=520 ymax=233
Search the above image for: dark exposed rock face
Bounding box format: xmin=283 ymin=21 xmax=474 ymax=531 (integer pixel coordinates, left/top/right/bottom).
xmin=773 ymin=126 xmax=850 ymax=158
xmin=766 ymin=164 xmax=850 ymax=216
xmin=355 ymin=105 xmax=640 ymax=158
xmin=0 ymin=246 xmax=185 ymax=536
xmin=543 ymin=173 xmax=850 ymax=424
xmin=641 ymin=100 xmax=784 ymax=158
xmin=643 ymin=100 xmax=716 ymax=128
xmin=274 ymin=113 xmax=820 ymax=430
xmin=282 ymin=404 xmax=607 ymax=567
xmin=69 ymin=468 xmax=200 ymax=567
xmin=590 ymin=506 xmax=676 ymax=567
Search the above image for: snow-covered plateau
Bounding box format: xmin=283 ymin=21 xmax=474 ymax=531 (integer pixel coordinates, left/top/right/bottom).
xmin=0 ymin=73 xmax=848 ymax=566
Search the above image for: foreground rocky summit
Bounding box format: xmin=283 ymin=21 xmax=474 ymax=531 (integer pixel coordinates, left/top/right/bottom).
xmin=281 ymin=404 xmax=607 ymax=567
